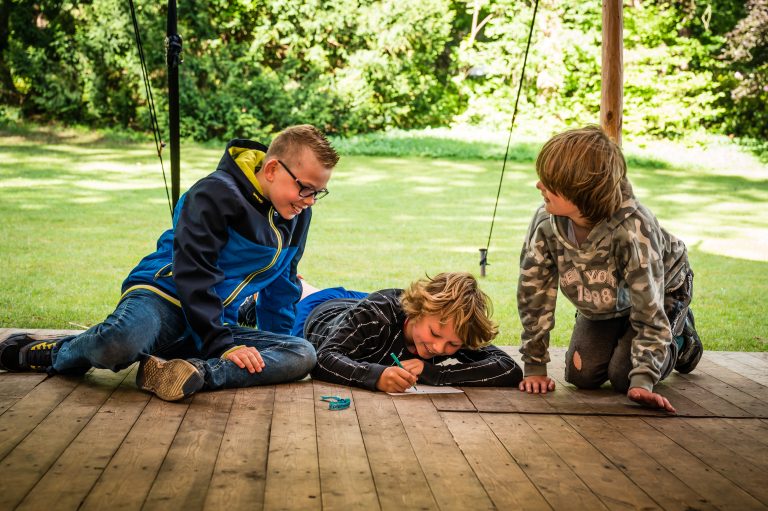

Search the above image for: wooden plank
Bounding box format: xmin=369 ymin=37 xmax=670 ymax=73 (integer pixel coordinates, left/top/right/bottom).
xmin=711 ymin=353 xmax=768 ymax=387
xmin=394 ymin=396 xmax=495 ymax=510
xmin=203 ymin=386 xmax=275 ymax=511
xmin=0 ymin=369 xmax=129 ymax=509
xmin=645 ymin=417 xmax=768 ymax=506
xmin=430 ymin=391 xmax=476 ymax=412
xmin=263 ymin=381 xmax=321 ymax=511
xmin=16 ymin=367 xmax=148 ymax=511
xmin=679 ymin=417 xmax=768 ymax=472
xmin=0 ymin=373 xmax=47 ymax=414
xmin=723 ymin=418 xmax=768 ymax=448
xmin=482 ymin=413 xmax=609 ymax=511
xmin=542 ymin=356 xmax=621 ymax=415
xmin=662 ymin=372 xmax=753 ymax=417
xmin=548 ymin=354 xmax=662 ymax=416
xmin=611 ymin=416 xmax=766 ymax=510
xmin=677 ymin=369 xmax=768 ymax=418
xmin=465 ymin=386 xmax=557 ymax=414
xmin=143 ymin=390 xmax=235 ymax=510
xmin=441 ymin=412 xmax=551 ymax=510
xmin=531 ymin=347 xmax=761 ymax=418
xmin=726 ymin=352 xmax=766 ymax=370
xmin=651 ymin=382 xmax=716 ymax=417
xmin=313 ymin=381 xmax=378 ymax=511
xmin=352 ymin=388 xmax=438 ymax=511
xmin=0 ymin=328 xmax=84 ymax=339
xmin=693 ymin=357 xmax=768 ymax=404
xmin=524 ymin=414 xmax=659 ymax=511
xmin=0 ymin=374 xmax=79 ymax=461
xmin=564 ymin=415 xmax=718 ymax=511
xmin=80 ymin=396 xmax=188 ymax=511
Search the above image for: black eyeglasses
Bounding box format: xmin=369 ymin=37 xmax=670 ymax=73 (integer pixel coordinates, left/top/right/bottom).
xmin=277 ymin=160 xmax=329 ymax=200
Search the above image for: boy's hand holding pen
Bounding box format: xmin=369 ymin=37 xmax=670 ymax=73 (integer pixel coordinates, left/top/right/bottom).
xmin=374 ymin=352 xmax=419 ymax=393
xmin=390 ymin=352 xmax=417 ymax=390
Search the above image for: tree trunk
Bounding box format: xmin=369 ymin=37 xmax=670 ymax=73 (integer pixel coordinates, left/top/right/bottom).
xmin=0 ymin=0 xmax=20 ymax=104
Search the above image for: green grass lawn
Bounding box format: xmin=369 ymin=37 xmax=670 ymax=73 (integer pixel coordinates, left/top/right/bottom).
xmin=1 ymin=125 xmax=766 ymax=351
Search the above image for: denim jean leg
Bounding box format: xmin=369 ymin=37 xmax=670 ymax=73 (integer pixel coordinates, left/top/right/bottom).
xmin=53 ymin=290 xmax=187 ymax=373
xmin=199 ymin=328 xmax=317 ymax=390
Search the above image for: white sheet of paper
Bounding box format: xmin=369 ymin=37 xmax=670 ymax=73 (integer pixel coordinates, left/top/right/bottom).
xmin=387 ymin=385 xmax=464 ymax=396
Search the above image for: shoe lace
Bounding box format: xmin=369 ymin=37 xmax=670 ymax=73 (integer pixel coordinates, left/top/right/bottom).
xmin=27 ymin=341 xmax=56 ymax=368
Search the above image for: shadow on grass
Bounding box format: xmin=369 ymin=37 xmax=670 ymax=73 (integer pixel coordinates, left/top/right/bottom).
xmin=0 ymin=120 xmax=157 ymax=146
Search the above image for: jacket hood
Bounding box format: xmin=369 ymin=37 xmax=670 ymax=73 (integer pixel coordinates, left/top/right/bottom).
xmin=220 ymin=139 xmax=271 ymax=212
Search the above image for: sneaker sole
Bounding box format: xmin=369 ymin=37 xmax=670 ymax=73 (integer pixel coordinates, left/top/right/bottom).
xmin=137 ymin=356 xmax=204 ymax=402
xmin=0 ymin=333 xmax=38 ymax=372
xmin=675 ymin=347 xmax=703 ymax=374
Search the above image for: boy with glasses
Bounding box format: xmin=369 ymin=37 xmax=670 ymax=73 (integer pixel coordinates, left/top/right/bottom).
xmin=1 ymin=125 xmax=339 ymax=401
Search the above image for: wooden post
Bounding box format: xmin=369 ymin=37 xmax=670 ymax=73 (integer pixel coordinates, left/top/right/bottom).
xmin=600 ymin=0 xmax=623 ymax=146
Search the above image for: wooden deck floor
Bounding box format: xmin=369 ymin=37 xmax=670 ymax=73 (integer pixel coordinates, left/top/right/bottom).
xmin=0 ymin=329 xmax=766 ymax=511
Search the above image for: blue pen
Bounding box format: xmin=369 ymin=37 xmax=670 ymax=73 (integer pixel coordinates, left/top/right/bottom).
xmin=390 ymin=352 xmax=417 ymax=390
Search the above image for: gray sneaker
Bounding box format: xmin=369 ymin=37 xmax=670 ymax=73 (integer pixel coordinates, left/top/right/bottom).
xmin=675 ymin=309 xmax=703 ymax=374
xmin=136 ymin=355 xmax=204 ymax=401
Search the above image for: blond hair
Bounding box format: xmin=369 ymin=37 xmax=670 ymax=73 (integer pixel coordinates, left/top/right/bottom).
xmin=536 ymin=125 xmax=629 ymax=224
xmin=400 ymin=272 xmax=498 ymax=349
xmin=266 ymin=124 xmax=340 ymax=169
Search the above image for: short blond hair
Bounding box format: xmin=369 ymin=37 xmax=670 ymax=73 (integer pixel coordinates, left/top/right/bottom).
xmin=400 ymin=272 xmax=498 ymax=349
xmin=267 ymin=124 xmax=340 ymax=169
xmin=536 ymin=125 xmax=628 ymax=224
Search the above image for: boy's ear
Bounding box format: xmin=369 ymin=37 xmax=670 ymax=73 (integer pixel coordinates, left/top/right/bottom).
xmin=262 ymin=158 xmax=278 ymax=182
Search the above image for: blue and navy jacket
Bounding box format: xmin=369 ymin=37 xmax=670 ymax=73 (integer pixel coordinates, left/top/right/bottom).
xmin=121 ymin=139 xmax=311 ymax=357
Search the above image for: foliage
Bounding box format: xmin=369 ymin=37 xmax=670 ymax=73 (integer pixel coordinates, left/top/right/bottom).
xmin=719 ymin=0 xmax=768 ymax=141
xmin=0 ymin=0 xmax=765 ymax=141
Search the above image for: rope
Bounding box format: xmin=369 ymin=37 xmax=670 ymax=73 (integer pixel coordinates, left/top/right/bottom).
xmin=128 ymin=0 xmax=173 ymax=218
xmin=484 ymin=0 xmax=540 ymax=255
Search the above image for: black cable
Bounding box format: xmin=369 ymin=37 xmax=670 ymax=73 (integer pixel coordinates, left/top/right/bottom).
xmin=128 ymin=0 xmax=173 ymax=218
xmin=484 ymin=0 xmax=539 ymax=255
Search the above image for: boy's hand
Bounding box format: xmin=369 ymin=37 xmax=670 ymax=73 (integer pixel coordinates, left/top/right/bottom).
xmin=518 ymin=375 xmax=556 ymax=394
xmin=226 ymin=346 xmax=265 ymax=374
xmin=400 ymin=358 xmax=425 ymax=376
xmin=376 ymin=366 xmax=418 ymax=393
xmin=627 ymin=387 xmax=676 ymax=413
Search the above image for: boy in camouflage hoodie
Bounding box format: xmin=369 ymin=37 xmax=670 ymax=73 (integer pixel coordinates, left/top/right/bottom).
xmin=517 ymin=126 xmax=703 ymax=412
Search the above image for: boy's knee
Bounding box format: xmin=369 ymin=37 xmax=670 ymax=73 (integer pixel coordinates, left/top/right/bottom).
xmin=280 ymin=337 xmax=317 ymax=378
xmin=295 ymin=339 xmax=317 ymax=371
xmin=565 ymin=351 xmax=605 ymax=389
xmin=88 ymin=322 xmax=146 ymax=369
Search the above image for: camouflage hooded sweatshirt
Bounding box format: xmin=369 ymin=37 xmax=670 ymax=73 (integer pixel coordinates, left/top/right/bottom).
xmin=517 ymin=190 xmax=689 ymax=391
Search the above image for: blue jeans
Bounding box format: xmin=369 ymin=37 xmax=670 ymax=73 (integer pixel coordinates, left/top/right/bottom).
xmin=53 ymin=290 xmax=316 ymax=390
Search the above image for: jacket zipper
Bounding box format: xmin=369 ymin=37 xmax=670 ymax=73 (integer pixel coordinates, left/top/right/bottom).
xmin=222 ymin=206 xmax=282 ymax=306
xmin=154 ymin=263 xmax=173 ymax=279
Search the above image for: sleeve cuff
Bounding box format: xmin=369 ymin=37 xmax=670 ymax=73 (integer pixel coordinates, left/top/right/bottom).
xmin=524 ymin=362 xmax=548 ymax=377
xmin=364 ymin=364 xmax=388 ymax=391
xmin=629 ymin=373 xmax=655 ymax=393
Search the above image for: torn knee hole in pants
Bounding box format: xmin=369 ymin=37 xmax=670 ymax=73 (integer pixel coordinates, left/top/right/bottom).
xmin=573 ymin=350 xmax=582 ymax=370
